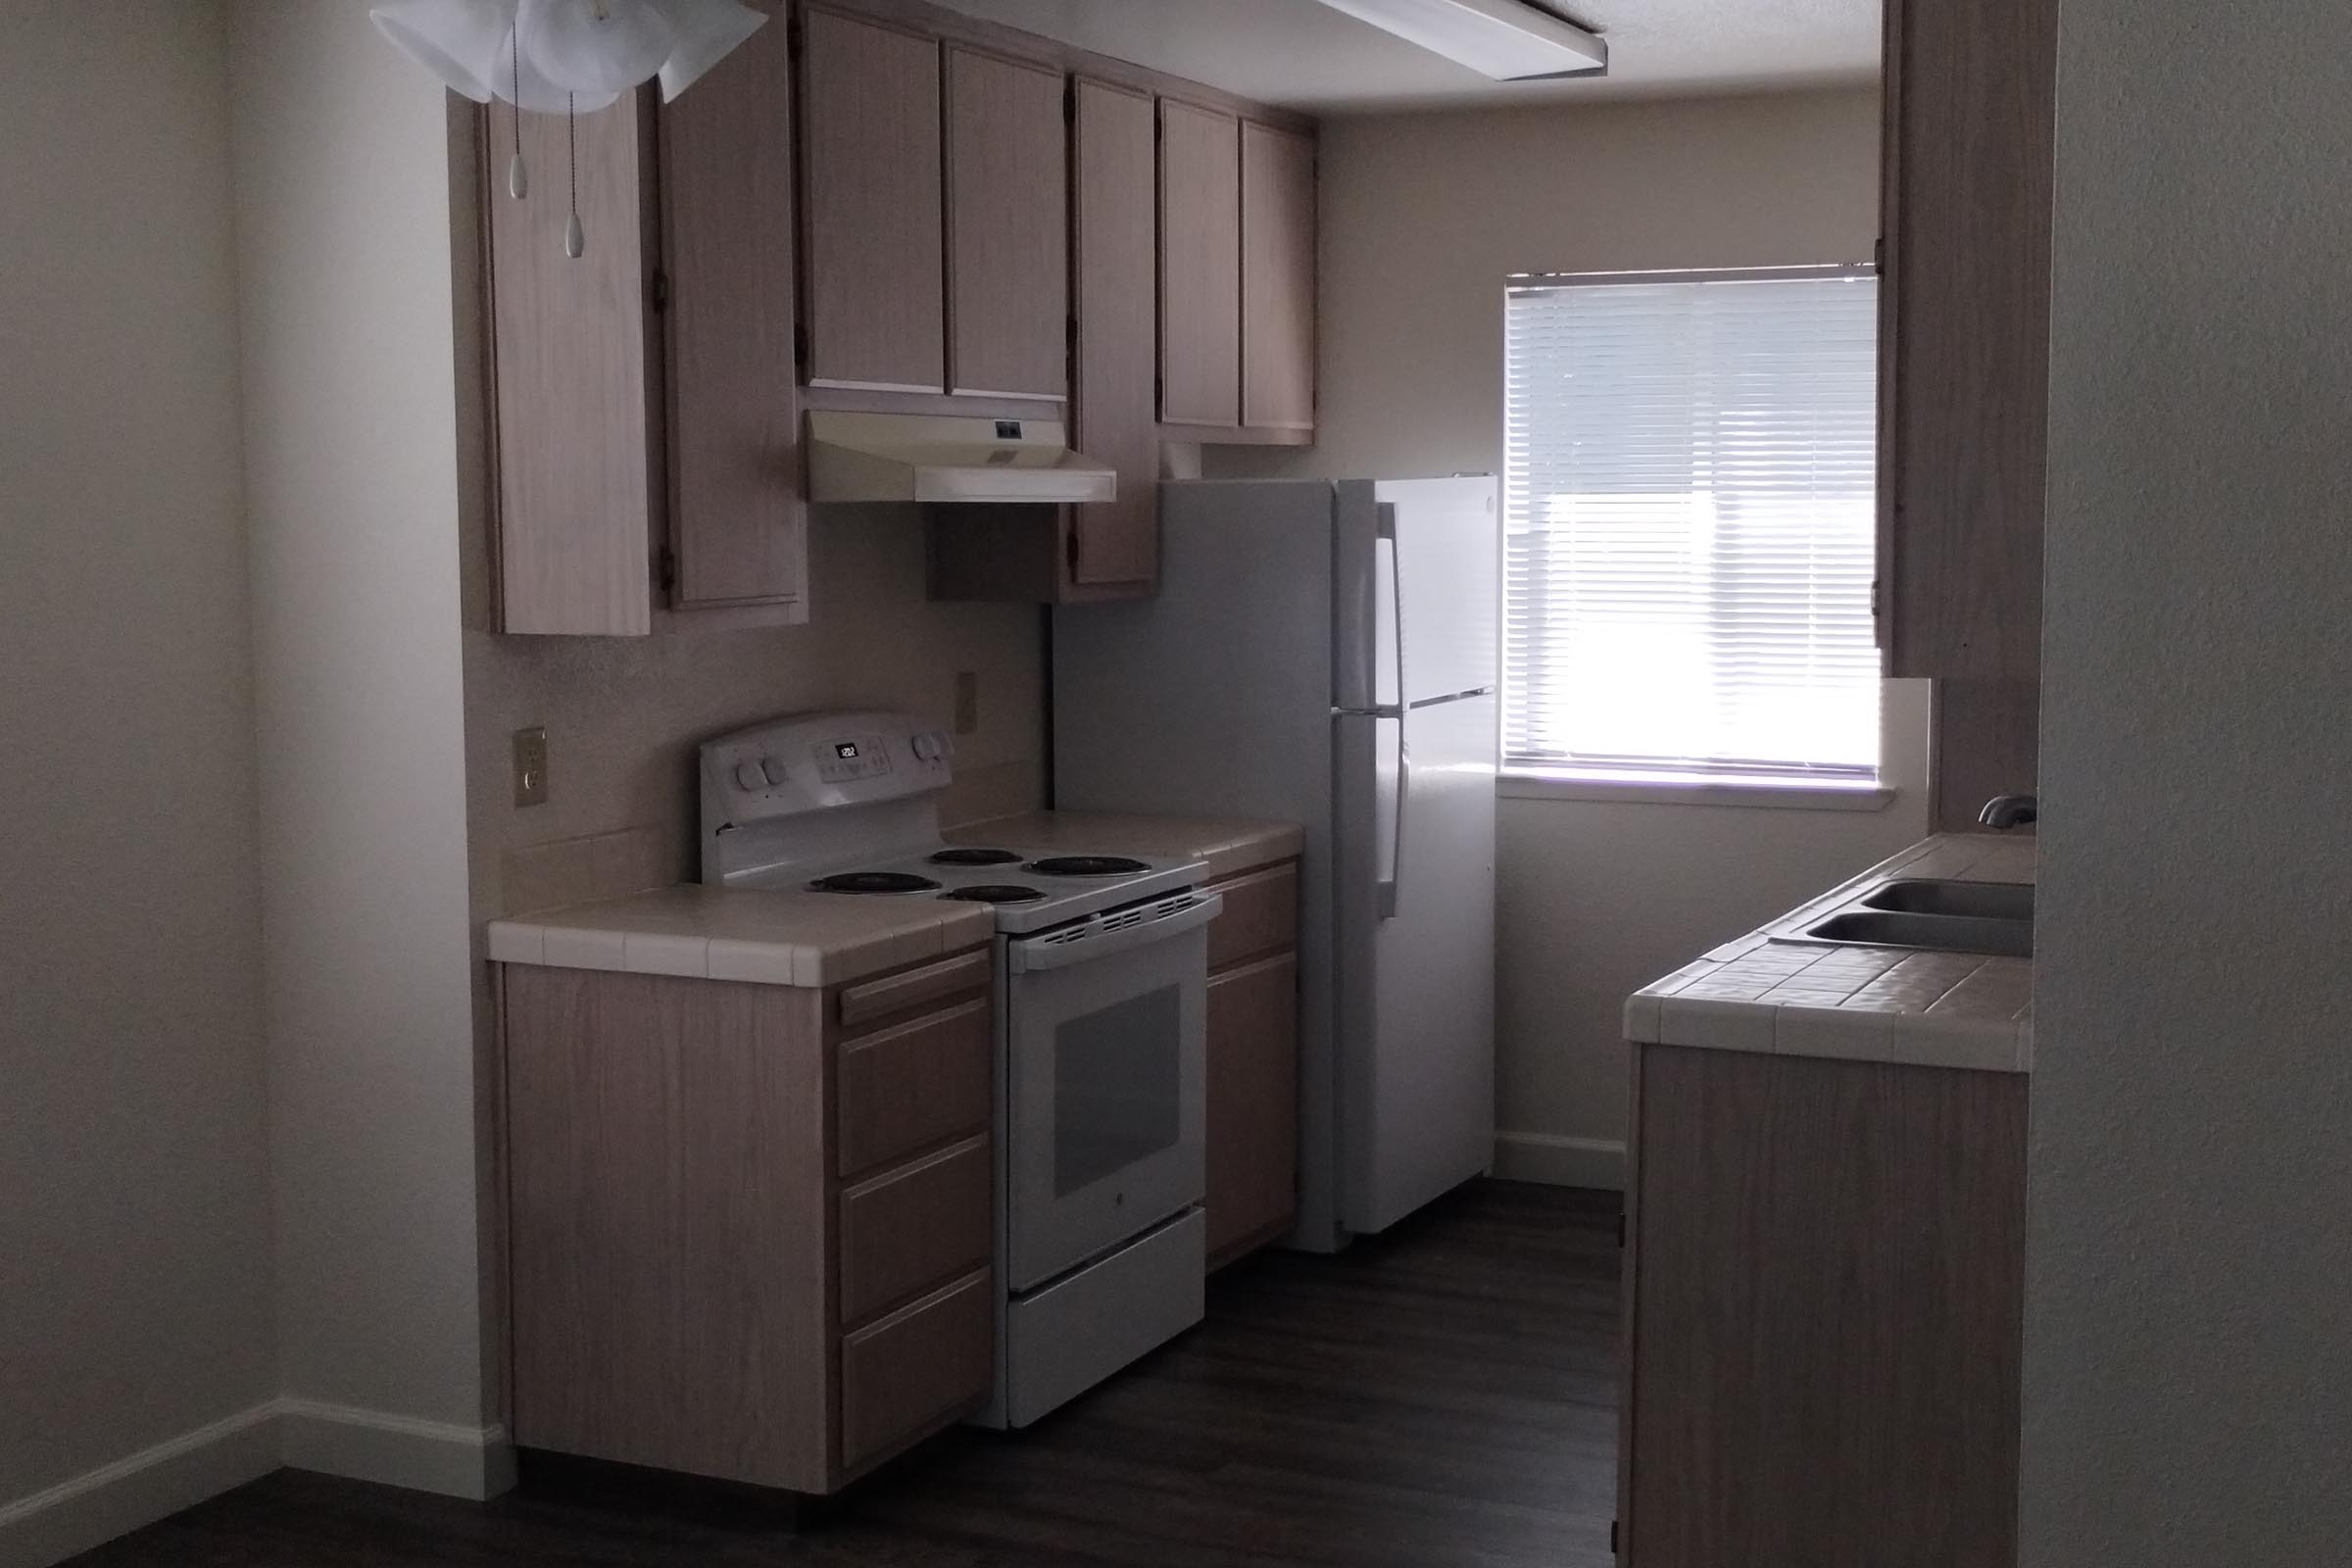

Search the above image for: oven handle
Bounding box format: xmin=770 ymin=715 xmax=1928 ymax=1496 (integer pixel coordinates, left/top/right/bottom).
xmin=1006 ymin=893 xmax=1224 ymax=974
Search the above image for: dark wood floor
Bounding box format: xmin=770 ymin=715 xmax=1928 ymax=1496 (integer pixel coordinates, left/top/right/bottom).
xmin=72 ymin=1180 xmax=1622 ymax=1567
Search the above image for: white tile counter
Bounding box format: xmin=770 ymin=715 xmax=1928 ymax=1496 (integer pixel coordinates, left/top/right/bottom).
xmin=1624 ymin=833 xmax=2037 ymax=1074
xmin=487 ymin=885 xmax=995 ymax=990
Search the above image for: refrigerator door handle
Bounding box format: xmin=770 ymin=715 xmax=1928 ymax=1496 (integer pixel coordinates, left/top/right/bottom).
xmin=1378 ymin=726 xmax=1410 ymax=920
xmin=1377 ymin=506 xmax=1408 ymax=920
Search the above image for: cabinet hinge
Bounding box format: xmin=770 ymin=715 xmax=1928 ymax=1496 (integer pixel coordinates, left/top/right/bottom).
xmin=1617 ymin=1211 xmax=1627 ymax=1249
xmin=1874 ymin=235 xmax=1886 ymax=273
xmin=1611 ymin=1520 xmax=1620 ymax=1556
xmin=1870 ymin=576 xmax=1883 ymax=620
xmin=794 ymin=322 xmax=809 ymax=381
xmin=650 ymin=268 xmax=670 ymax=313
xmin=1063 ymin=78 xmax=1077 ymax=125
xmin=657 ymin=546 xmax=678 ymax=595
xmin=785 ymin=12 xmax=802 ymax=57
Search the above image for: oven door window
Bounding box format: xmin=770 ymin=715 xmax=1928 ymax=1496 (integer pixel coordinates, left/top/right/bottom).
xmin=1054 ymin=986 xmax=1182 ymax=1197
xmin=1005 ymin=925 xmax=1208 ymax=1293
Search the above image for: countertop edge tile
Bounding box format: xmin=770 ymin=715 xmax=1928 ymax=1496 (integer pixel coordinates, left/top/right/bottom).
xmin=1626 ymin=832 xmax=2035 ymax=1075
xmin=486 ymin=920 xmax=544 ymax=966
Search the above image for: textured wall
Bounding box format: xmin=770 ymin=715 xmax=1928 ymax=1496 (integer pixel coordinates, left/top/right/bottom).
xmin=0 ymin=0 xmax=276 ymax=1523
xmin=1211 ymin=90 xmax=1932 ymax=1182
xmin=228 ymin=0 xmax=488 ymax=1447
xmin=2021 ymin=0 xmax=2352 ymax=1559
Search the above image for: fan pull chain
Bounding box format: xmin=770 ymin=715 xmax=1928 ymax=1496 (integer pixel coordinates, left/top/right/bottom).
xmin=506 ymin=18 xmax=527 ymax=199
xmin=564 ymin=94 xmax=585 ymax=259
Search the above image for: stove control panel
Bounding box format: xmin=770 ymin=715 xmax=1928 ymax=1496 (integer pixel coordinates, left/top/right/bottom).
xmin=813 ymin=734 xmax=893 ymax=785
xmin=700 ymin=710 xmax=955 ymax=823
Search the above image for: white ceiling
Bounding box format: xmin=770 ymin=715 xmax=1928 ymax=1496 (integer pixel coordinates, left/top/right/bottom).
xmin=928 ymin=0 xmax=1880 ymax=113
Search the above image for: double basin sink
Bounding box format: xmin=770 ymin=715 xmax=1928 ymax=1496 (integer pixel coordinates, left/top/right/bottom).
xmin=1800 ymin=877 xmax=2034 ymax=959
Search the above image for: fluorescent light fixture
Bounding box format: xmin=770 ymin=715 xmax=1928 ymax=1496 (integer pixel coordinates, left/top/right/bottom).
xmin=1312 ymin=0 xmax=1607 ymax=81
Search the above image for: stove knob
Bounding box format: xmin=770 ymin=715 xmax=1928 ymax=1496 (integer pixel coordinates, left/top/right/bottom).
xmin=911 ymin=732 xmax=947 ymax=762
xmin=760 ymin=756 xmax=787 ymax=785
xmin=733 ymin=760 xmax=763 ymax=791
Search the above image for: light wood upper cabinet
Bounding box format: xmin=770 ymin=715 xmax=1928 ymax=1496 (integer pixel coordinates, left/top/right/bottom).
xmin=1070 ymin=78 xmax=1160 ymax=589
xmin=944 ymin=46 xmax=1068 ymax=401
xmin=797 ymin=5 xmax=946 ymax=393
xmin=661 ymin=0 xmax=804 ymax=611
xmin=1879 ymin=0 xmax=2054 ymax=683
xmin=486 ymin=91 xmax=659 ymax=636
xmin=482 ymin=0 xmax=806 ymax=637
xmin=1156 ymin=99 xmax=1243 ymax=428
xmin=1241 ymin=122 xmax=1316 ymax=432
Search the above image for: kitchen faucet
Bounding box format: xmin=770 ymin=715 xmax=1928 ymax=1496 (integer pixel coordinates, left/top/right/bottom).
xmin=1979 ymin=794 xmax=2038 ymax=830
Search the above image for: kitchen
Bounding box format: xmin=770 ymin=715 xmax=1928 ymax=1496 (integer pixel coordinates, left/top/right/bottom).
xmin=4 ymin=2 xmax=2345 ymax=1568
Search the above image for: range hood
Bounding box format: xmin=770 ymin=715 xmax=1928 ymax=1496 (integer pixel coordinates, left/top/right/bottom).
xmin=806 ymin=412 xmax=1117 ymax=505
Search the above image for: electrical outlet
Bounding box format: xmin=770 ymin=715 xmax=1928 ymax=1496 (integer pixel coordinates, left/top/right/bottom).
xmin=954 ymin=671 xmax=980 ymax=736
xmin=513 ymin=726 xmax=550 ymax=808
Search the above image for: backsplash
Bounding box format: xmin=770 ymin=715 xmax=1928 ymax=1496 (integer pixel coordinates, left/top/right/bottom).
xmin=460 ymin=503 xmax=1045 ymax=927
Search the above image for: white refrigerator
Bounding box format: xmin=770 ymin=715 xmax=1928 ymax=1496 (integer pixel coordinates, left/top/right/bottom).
xmin=1053 ymin=476 xmax=1498 ymax=1250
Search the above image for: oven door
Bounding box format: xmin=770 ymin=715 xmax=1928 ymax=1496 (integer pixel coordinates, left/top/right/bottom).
xmin=1004 ymin=892 xmax=1220 ymax=1294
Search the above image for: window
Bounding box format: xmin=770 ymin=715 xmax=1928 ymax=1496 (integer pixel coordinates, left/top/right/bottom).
xmin=1502 ymin=268 xmax=1881 ymax=789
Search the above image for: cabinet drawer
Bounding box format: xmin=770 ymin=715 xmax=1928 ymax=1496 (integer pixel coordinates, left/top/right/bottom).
xmin=838 ymin=1135 xmax=993 ymax=1326
xmin=839 ymin=1267 xmax=993 ymax=1474
xmin=1205 ymin=860 xmax=1298 ymax=971
xmin=837 ymin=1000 xmax=993 ymax=1179
xmin=837 ymin=948 xmax=992 ymax=1031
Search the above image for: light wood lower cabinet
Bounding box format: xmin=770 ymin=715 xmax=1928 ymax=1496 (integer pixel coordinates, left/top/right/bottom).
xmin=1201 ymin=858 xmax=1300 ymax=1268
xmin=1618 ymin=1043 xmax=2027 ymax=1566
xmin=501 ymin=947 xmax=997 ymax=1494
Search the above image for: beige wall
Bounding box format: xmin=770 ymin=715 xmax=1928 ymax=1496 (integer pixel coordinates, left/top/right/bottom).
xmin=228 ymin=0 xmax=494 ymax=1491
xmin=1216 ymin=89 xmax=1931 ymax=1183
xmin=0 ymin=1 xmax=279 ymax=1553
xmin=2023 ymin=0 xmax=2352 ymax=1557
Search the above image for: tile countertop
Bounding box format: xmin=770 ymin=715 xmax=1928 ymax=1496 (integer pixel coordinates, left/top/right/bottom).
xmin=1624 ymin=833 xmax=2037 ymax=1075
xmin=487 ymin=886 xmax=995 ymax=991
xmin=948 ymin=811 xmax=1304 ymax=883
xmin=485 ymin=811 xmax=1303 ymax=991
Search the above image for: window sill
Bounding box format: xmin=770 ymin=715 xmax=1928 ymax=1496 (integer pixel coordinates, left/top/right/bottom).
xmin=1498 ymin=770 xmax=1897 ymax=812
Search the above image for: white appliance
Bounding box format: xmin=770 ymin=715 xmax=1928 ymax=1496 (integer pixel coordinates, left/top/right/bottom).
xmin=1053 ymin=477 xmax=1500 ymax=1250
xmin=805 ymin=412 xmax=1117 ymax=505
xmin=698 ymin=710 xmax=1219 ymax=1428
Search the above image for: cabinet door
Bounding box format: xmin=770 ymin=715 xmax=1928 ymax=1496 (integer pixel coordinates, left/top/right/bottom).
xmin=661 ymin=0 xmax=804 ymax=612
xmin=1156 ymin=98 xmax=1241 ymax=428
xmin=798 ymin=6 xmax=945 ymax=393
xmin=1880 ymin=0 xmax=2054 ymax=681
xmin=1241 ymin=121 xmax=1315 ymax=432
xmin=1204 ymin=950 xmax=1298 ymax=1265
xmin=1071 ymin=79 xmax=1159 ymax=588
xmin=945 ymin=46 xmax=1067 ymax=400
xmin=487 ymin=91 xmax=657 ymax=636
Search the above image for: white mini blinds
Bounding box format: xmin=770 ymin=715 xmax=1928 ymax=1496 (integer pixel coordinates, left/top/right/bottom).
xmin=1502 ymin=268 xmax=1881 ymax=785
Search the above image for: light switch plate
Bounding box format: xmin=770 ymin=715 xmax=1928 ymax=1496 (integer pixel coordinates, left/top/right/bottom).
xmin=954 ymin=671 xmax=979 ymax=736
xmin=513 ymin=725 xmax=550 ymax=808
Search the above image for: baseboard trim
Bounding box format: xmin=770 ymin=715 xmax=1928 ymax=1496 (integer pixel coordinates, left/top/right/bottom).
xmin=0 ymin=1402 xmax=279 ymax=1568
xmin=277 ymin=1399 xmax=513 ymax=1502
xmin=0 ymin=1398 xmax=512 ymax=1568
xmin=1493 ymin=1130 xmax=1627 ymax=1191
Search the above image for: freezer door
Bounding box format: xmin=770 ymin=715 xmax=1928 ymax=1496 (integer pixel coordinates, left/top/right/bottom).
xmin=1332 ymin=692 xmax=1498 ymax=1236
xmin=1364 ymin=476 xmax=1500 ymax=707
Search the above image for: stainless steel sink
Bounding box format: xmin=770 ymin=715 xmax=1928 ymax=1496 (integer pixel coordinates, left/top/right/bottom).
xmin=1796 ymin=878 xmax=2034 ymax=958
xmin=1859 ymin=879 xmax=2034 ymax=922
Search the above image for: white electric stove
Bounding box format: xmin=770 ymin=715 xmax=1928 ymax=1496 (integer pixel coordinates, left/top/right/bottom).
xmin=699 ymin=710 xmax=1216 ymax=1429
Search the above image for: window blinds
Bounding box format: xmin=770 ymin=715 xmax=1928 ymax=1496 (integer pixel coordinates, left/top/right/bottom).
xmin=1502 ymin=270 xmax=1881 ymax=782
